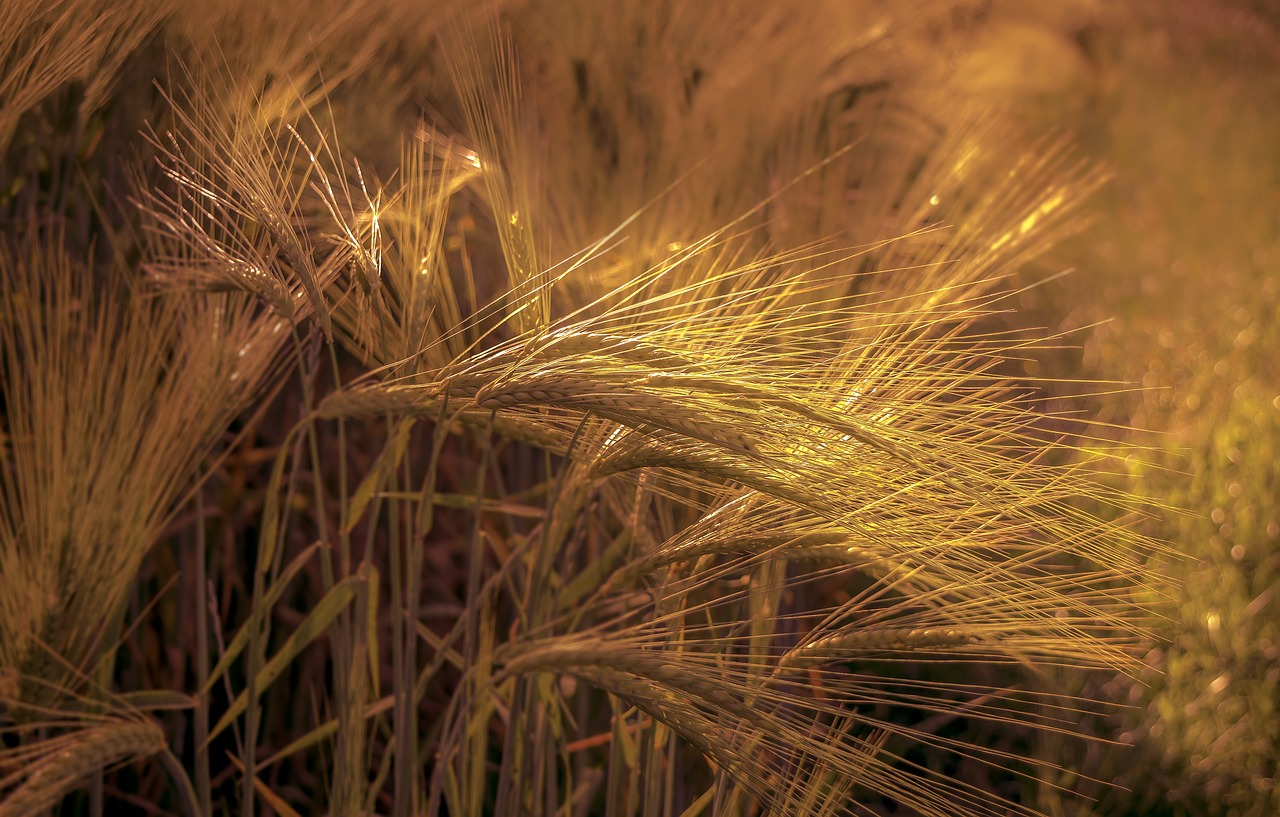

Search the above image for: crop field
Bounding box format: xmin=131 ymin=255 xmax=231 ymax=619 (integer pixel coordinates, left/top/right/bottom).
xmin=1 ymin=2 xmax=1277 ymax=815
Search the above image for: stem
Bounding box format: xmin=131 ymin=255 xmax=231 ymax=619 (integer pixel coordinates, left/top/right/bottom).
xmin=389 ymin=456 xmax=406 ymax=817
xmin=462 ymin=412 xmax=496 ymax=817
xmin=195 ymin=486 xmax=213 ymax=816
xmin=244 ymin=348 xmax=311 ymax=817
xmin=160 ymin=748 xmax=205 ymax=817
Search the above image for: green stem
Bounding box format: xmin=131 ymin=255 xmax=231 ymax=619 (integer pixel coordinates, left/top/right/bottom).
xmin=195 ymin=486 xmax=212 ymax=816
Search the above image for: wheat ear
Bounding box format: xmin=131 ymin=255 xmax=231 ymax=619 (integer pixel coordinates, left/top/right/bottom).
xmin=0 ymin=719 xmax=166 ymax=817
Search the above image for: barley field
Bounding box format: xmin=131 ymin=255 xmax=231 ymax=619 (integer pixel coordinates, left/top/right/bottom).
xmin=1 ymin=2 xmax=1277 ymax=816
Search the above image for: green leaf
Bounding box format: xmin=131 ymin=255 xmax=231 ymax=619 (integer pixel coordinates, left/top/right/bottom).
xmin=343 ymin=418 xmax=415 ymax=534
xmin=226 ymin=752 xmax=305 ymax=817
xmin=259 ymin=694 xmax=394 ymax=769
xmin=206 ymin=573 xmax=364 ymax=746
xmin=361 ymin=562 xmax=381 ymax=693
xmin=614 ymin=706 xmax=639 ymax=770
xmin=558 ymin=530 xmax=631 ymax=612
xmin=203 ymin=541 xmax=324 ymax=695
xmin=677 ymin=785 xmax=716 ymax=817
xmin=257 ymin=424 xmax=302 ymax=574
xmin=119 ymin=689 xmax=197 ymax=711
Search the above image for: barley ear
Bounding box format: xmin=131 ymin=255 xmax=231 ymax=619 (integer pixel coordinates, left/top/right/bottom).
xmin=0 ymin=719 xmax=166 ymax=817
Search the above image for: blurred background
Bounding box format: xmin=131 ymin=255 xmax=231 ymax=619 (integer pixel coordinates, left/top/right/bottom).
xmin=934 ymin=2 xmax=1280 ymax=813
